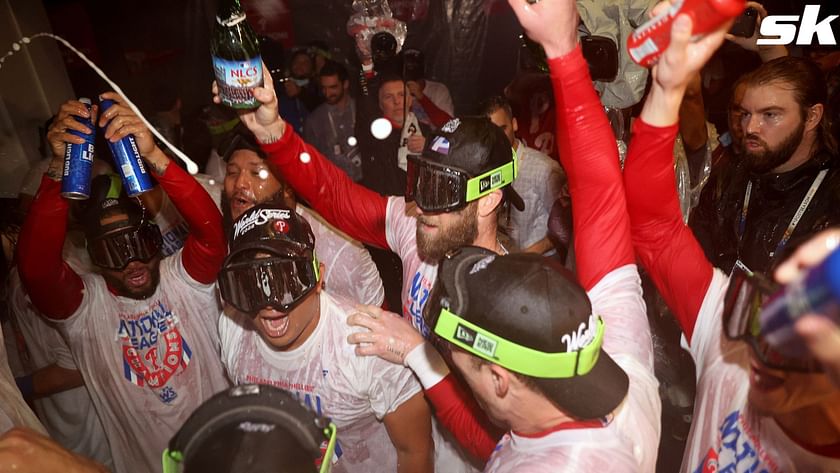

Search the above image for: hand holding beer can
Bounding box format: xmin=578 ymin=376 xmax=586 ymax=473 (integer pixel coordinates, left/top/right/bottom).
xmin=99 ymin=98 xmax=154 ymax=197
xmin=61 ymin=97 xmax=96 ymax=200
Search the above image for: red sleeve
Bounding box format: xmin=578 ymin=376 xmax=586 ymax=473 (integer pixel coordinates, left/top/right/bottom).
xmin=260 ymin=126 xmax=390 ymax=249
xmin=623 ymin=120 xmax=713 ymax=342
xmin=156 ymin=163 xmax=225 ymax=284
xmin=17 ymin=176 xmax=83 ymax=319
xmin=548 ymin=47 xmax=634 ymax=291
xmin=424 ymin=374 xmax=502 ymax=462
xmin=417 ymin=95 xmax=452 ymax=129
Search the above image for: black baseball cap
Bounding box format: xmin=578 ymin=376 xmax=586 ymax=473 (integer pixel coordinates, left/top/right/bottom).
xmin=421 ymin=117 xmax=525 ymax=211
xmin=426 ymin=246 xmax=629 ymax=419
xmin=227 ymin=203 xmax=315 ymax=261
xmin=165 ymin=384 xmax=332 ymax=473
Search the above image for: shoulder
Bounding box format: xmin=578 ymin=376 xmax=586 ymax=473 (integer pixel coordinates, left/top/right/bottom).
xmin=521 ymin=146 xmax=559 ymax=170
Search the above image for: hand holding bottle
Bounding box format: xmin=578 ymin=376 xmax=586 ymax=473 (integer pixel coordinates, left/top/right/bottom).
xmin=212 ymin=63 xmax=286 ymax=145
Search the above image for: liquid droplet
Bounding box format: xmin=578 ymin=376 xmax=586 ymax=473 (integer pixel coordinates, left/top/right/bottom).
xmin=11 ymin=43 xmax=20 ymax=51
xmin=370 ymin=118 xmax=392 ymax=140
xmin=300 ymin=152 xmax=311 ymax=164
xmin=347 ymin=136 xmax=358 ymax=147
xmin=258 ymin=169 xmax=270 ymax=179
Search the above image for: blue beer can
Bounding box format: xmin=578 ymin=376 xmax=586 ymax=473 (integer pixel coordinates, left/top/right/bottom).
xmin=61 ymin=98 xmax=95 ymax=200
xmin=760 ymin=246 xmax=840 ymax=357
xmin=99 ymin=98 xmax=154 ymax=197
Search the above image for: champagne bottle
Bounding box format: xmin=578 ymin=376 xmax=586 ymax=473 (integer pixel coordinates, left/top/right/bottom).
xmin=211 ymin=0 xmax=263 ymax=109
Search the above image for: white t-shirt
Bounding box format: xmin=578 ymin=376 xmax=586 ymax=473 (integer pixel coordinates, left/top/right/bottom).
xmin=0 ymin=323 xmax=46 ymax=436
xmin=219 ymin=291 xmax=421 ymax=472
xmin=299 ymin=206 xmax=385 ymax=307
xmin=51 ymin=251 xmax=231 ymax=473
xmin=684 ymin=269 xmax=840 ymax=473
xmin=422 ymin=80 xmax=455 ymax=116
xmin=8 ymin=270 xmax=113 ymax=468
xmin=483 ymin=265 xmax=661 ymax=472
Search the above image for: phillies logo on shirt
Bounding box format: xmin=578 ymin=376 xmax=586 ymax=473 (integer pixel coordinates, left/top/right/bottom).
xmin=117 ymin=301 xmax=192 ymax=403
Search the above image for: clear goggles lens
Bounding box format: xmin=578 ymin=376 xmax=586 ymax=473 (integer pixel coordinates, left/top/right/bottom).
xmin=406 ymin=155 xmax=469 ymax=212
xmin=87 ymin=223 xmax=162 ymax=270
xmin=723 ymin=264 xmax=822 ymax=373
xmin=219 ymin=256 xmax=318 ymax=315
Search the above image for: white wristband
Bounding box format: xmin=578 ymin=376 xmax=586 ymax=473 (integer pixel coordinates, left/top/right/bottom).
xmin=405 ymin=342 xmax=450 ymax=389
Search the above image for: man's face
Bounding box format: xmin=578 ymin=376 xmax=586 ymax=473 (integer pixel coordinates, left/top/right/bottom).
xmin=379 ymin=80 xmax=412 ymax=127
xmin=320 ymin=74 xmax=347 ymax=106
xmin=488 ymin=108 xmax=516 ymax=146
xmin=735 ymin=82 xmax=807 ymax=174
xmin=450 ymin=350 xmax=509 ymax=428
xmin=291 ymin=53 xmax=313 ymax=79
xmin=747 ymin=355 xmax=840 ymax=417
xmin=224 ymin=149 xmax=288 ymax=221
xmin=250 ymin=285 xmax=320 ymax=351
xmin=416 ymin=202 xmax=479 ymax=261
xmin=101 ymin=256 xmax=162 ymax=300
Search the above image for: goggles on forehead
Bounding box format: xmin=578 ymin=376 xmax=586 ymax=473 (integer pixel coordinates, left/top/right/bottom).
xmin=723 ymin=262 xmax=823 ymax=373
xmin=405 ymin=154 xmax=517 ymax=213
xmin=87 ymin=222 xmax=163 ymax=270
xmin=432 ymin=307 xmax=606 ymax=378
xmin=218 ymin=252 xmax=321 ymax=315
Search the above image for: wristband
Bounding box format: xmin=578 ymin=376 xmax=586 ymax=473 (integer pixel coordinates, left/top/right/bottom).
xmin=404 ymin=342 xmax=450 ymax=389
xmin=15 ymin=375 xmax=34 ymax=398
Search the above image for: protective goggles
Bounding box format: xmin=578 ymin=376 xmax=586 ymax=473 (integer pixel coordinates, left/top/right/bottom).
xmin=163 ymin=410 xmax=337 ymax=473
xmin=405 ymin=155 xmax=517 ymax=213
xmin=723 ymin=262 xmax=822 ymax=373
xmin=87 ymin=223 xmax=163 ymax=270
xmin=433 ymin=307 xmax=606 ymax=378
xmin=219 ymin=253 xmax=320 ymax=315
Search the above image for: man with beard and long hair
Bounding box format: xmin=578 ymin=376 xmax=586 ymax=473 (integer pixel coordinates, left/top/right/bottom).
xmin=17 ymin=93 xmax=230 ymax=473
xmin=220 ymin=131 xmax=384 ymax=307
xmin=690 ymin=56 xmax=840 ymax=276
xmin=212 ymin=68 xmax=524 ymax=463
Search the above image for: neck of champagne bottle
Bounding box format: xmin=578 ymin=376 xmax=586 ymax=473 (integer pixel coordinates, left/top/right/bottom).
xmin=217 ymin=0 xmax=246 ymax=26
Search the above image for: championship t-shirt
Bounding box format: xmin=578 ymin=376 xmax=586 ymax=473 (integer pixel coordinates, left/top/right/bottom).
xmin=51 ymin=251 xmax=231 ymax=473
xmin=219 ymin=291 xmax=421 ymax=472
xmin=684 ymin=269 xmax=840 ymax=473
xmin=483 ymin=265 xmax=661 ymax=472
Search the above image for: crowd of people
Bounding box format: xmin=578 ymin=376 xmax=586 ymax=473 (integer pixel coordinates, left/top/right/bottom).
xmin=2 ymin=0 xmax=840 ymax=472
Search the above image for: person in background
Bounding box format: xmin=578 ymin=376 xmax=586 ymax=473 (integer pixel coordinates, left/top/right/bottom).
xmin=402 ymin=48 xmax=455 ymax=126
xmin=483 ymin=95 xmax=566 ymax=256
xmin=305 ymin=61 xmax=363 ymax=182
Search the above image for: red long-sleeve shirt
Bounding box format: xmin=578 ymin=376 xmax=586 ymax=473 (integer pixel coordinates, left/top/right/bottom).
xmin=17 ymin=163 xmax=226 ymax=319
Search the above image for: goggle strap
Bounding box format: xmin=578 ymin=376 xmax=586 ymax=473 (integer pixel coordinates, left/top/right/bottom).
xmin=434 ymin=308 xmax=605 ymax=378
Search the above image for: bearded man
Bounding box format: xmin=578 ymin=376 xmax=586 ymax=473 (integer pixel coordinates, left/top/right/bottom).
xmin=690 ymin=56 xmax=840 ymax=275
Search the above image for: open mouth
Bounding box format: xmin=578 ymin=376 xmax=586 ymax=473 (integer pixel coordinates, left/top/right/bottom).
xmin=231 ymin=193 xmax=256 ymax=216
xmin=750 ymin=360 xmax=786 ymax=392
xmin=260 ymin=314 xmax=290 ymax=338
xmin=125 ymin=269 xmax=149 ymax=288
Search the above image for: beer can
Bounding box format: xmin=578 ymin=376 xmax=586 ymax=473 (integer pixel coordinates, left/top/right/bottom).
xmin=760 ymin=246 xmax=840 ymax=358
xmin=61 ymin=98 xmax=96 ymax=200
xmin=99 ymin=99 xmax=154 ymax=197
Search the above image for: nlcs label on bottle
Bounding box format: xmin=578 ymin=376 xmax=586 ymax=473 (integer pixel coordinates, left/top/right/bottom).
xmin=213 ymin=55 xmax=263 ymax=109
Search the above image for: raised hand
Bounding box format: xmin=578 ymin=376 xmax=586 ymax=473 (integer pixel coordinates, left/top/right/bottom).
xmin=212 ymin=62 xmax=286 ymax=144
xmin=346 ymin=305 xmax=425 ymax=365
xmin=507 ymin=0 xmax=579 ymax=58
xmin=46 ymin=100 xmax=98 ymax=160
xmin=98 ymin=92 xmax=156 ymax=156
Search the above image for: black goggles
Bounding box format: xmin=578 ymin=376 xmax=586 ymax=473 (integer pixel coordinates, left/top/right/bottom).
xmin=723 ymin=263 xmax=822 ymax=373
xmin=405 ymin=155 xmax=517 ymax=213
xmin=87 ymin=223 xmax=163 ymax=270
xmin=218 ymin=254 xmax=320 ymax=315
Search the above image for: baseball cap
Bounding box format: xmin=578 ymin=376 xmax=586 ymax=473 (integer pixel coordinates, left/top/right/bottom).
xmin=164 ymin=384 xmax=337 ymax=473
xmin=411 ymin=117 xmax=525 ymax=212
xmin=220 ymin=203 xmax=320 ymax=315
xmin=427 ymin=246 xmax=629 ymax=419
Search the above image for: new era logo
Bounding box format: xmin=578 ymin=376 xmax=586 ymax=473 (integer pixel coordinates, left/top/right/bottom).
xmin=479 ymin=171 xmax=503 ymax=193
xmin=455 ymin=324 xmax=475 ymax=345
xmin=454 ymin=324 xmax=498 ymax=358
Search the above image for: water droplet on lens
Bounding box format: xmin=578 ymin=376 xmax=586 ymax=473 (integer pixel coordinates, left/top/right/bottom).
xmin=300 ymin=152 xmax=311 ymax=164
xmin=370 ymin=118 xmax=392 ymax=140
xmin=347 ymin=136 xmax=357 ymax=147
xmin=258 ymin=169 xmax=270 ymax=180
